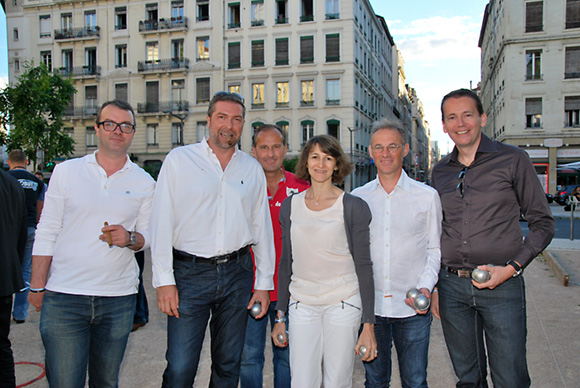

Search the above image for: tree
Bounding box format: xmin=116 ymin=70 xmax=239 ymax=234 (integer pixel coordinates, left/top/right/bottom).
xmin=0 ymin=62 xmax=77 ymax=169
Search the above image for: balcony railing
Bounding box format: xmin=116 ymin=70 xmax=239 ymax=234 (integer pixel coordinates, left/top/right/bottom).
xmin=55 ymin=65 xmax=101 ymax=78
xmin=300 ymin=100 xmax=315 ymax=107
xmin=228 ymin=22 xmax=241 ymax=29
xmin=565 ymin=72 xmax=580 ymax=79
xmin=326 ymin=99 xmax=340 ymax=106
xmin=137 ymin=100 xmax=189 ymax=114
xmin=275 ymin=59 xmax=289 ymax=66
xmin=300 ymin=15 xmax=314 ymax=22
xmin=275 ymin=16 xmax=289 ymax=24
xmin=63 ymin=106 xmax=99 ymax=117
xmin=525 ymin=73 xmax=543 ymax=81
xmin=251 ymin=19 xmax=264 ymax=27
xmin=138 ymin=17 xmax=189 ymax=33
xmin=138 ymin=58 xmax=189 ymax=72
xmin=325 ymin=13 xmax=340 ymax=20
xmin=251 ymin=102 xmax=265 ymax=109
xmin=276 ymin=101 xmax=289 ymax=108
xmin=525 ymin=24 xmax=543 ymax=33
xmin=54 ymin=26 xmax=100 ymax=40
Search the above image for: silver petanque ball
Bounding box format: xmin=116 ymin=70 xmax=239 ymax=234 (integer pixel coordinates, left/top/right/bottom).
xmin=249 ymin=301 xmax=262 ymax=318
xmin=472 ymin=268 xmax=491 ymax=283
xmin=414 ymin=294 xmax=430 ymax=311
xmin=406 ymin=288 xmax=421 ymax=300
xmin=359 ymin=345 xmax=367 ymax=357
xmin=277 ymin=334 xmax=285 ymax=343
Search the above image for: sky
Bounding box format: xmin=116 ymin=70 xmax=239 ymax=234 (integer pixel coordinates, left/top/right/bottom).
xmin=0 ymin=1 xmax=488 ymax=154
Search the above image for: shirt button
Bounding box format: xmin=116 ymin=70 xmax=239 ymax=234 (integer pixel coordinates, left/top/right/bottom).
xmin=463 ymin=240 xmax=467 ymax=244
xmin=385 ymin=243 xmax=389 ymax=247
xmin=385 ymin=227 xmax=389 ymax=231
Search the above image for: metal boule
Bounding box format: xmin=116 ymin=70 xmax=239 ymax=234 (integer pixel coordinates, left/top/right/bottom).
xmin=249 ymin=301 xmax=262 ymax=318
xmin=359 ymin=345 xmax=367 ymax=357
xmin=406 ymin=288 xmax=421 ymax=300
xmin=277 ymin=334 xmax=284 ymax=343
xmin=414 ymin=294 xmax=430 ymax=311
xmin=472 ymin=268 xmax=491 ymax=283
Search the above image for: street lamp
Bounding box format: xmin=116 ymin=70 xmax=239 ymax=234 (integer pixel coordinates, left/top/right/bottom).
xmin=163 ymin=109 xmax=188 ymax=145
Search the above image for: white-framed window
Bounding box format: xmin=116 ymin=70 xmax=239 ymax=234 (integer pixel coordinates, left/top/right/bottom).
xmin=276 ymin=82 xmax=290 ymax=108
xmin=197 ymin=37 xmax=210 ymax=61
xmin=325 ymin=0 xmax=340 ymax=19
xmin=196 ymin=121 xmax=208 ymax=143
xmin=115 ymin=7 xmax=127 ymax=30
xmin=251 ymin=0 xmax=264 ymax=26
xmin=565 ymin=96 xmax=580 ymax=127
xmin=525 ymin=97 xmax=542 ymax=128
xmin=301 ymin=80 xmax=314 ymax=106
xmin=116 ymin=45 xmax=127 ymax=68
xmin=147 ymin=124 xmax=159 ymax=146
xmin=525 ymin=50 xmax=542 ymax=80
xmin=172 ymin=123 xmax=184 ymax=146
xmin=146 ymin=42 xmax=159 ymax=62
xmin=326 ymin=78 xmax=340 ymax=105
xmin=196 ymin=77 xmax=211 ymax=104
xmin=41 ymin=51 xmax=52 ymax=71
xmin=228 ymin=3 xmax=241 ymax=28
xmin=86 ymin=127 xmax=97 ymax=148
xmin=252 ymin=83 xmax=265 ymax=109
xmin=39 ymin=15 xmax=51 ymax=38
xmin=301 ymin=120 xmax=314 ymax=145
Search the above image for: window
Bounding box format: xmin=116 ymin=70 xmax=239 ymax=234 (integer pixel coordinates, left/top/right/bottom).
xmin=300 ymin=36 xmax=314 ymax=63
xmin=251 ymin=40 xmax=265 ymax=67
xmin=146 ymin=81 xmax=159 ymax=112
xmin=276 ymin=120 xmax=289 ymax=141
xmin=326 ymin=78 xmax=340 ymax=105
xmin=85 ymin=10 xmax=97 ymax=29
xmin=326 ymin=0 xmax=339 ymax=19
xmin=114 ymin=45 xmax=127 ymax=68
xmin=326 ymin=34 xmax=340 ymax=62
xmin=14 ymin=59 xmax=20 ymax=72
xmin=197 ymin=37 xmax=210 ymax=61
xmin=251 ymin=0 xmax=264 ymax=26
xmin=115 ymin=83 xmax=128 ymax=102
xmin=171 ymin=79 xmax=185 ymax=109
xmin=275 ymin=38 xmax=289 ymax=66
xmin=146 ymin=3 xmax=158 ymax=22
xmin=147 ymin=124 xmax=159 ymax=146
xmin=196 ymin=77 xmax=210 ymax=104
xmin=197 ymin=0 xmax=209 ymax=22
xmin=85 ymin=85 xmax=98 ymax=113
xmin=301 ymin=120 xmax=314 ymax=145
xmin=146 ymin=42 xmax=159 ymax=62
xmin=301 ymin=0 xmax=314 ymax=22
xmin=172 ymin=39 xmax=184 ymax=60
xmin=566 ymin=0 xmax=580 ymax=29
xmin=565 ymin=47 xmax=580 ymax=78
xmin=252 ymin=83 xmax=265 ymax=109
xmin=62 ymin=49 xmax=73 ymax=71
xmin=115 ymin=7 xmax=127 ymax=30
xmin=41 ymin=51 xmax=52 ymax=71
xmin=276 ymin=82 xmax=289 ymax=107
xmin=276 ymin=1 xmax=288 ymax=24
xmin=525 ymin=98 xmax=542 ymax=128
xmin=228 ymin=42 xmax=241 ymax=69
xmin=197 ymin=121 xmax=208 ymax=142
xmin=172 ymin=123 xmax=184 ymax=146
xmin=86 ymin=128 xmax=97 ymax=148
xmin=525 ymin=1 xmax=543 ymax=33
xmin=61 ymin=13 xmax=72 ymax=30
xmin=13 ymin=28 xmax=18 ymax=41
xmin=39 ymin=15 xmax=51 ymax=38
xmin=565 ymin=96 xmax=580 ymax=127
xmin=228 ymin=84 xmax=241 ymax=94
xmin=327 ymin=119 xmax=339 ymax=138
xmin=85 ymin=47 xmax=97 ymax=73
xmin=525 ymin=50 xmax=541 ymax=80
xmin=228 ymin=3 xmax=241 ymax=28
xmin=172 ymin=1 xmax=184 ymax=19
xmin=301 ymin=80 xmax=314 ymax=106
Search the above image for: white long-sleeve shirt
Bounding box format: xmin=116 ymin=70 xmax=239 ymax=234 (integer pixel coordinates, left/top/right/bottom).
xmin=352 ymin=170 xmax=442 ymax=318
xmin=33 ymin=152 xmax=155 ymax=296
xmin=150 ymin=138 xmax=275 ymax=290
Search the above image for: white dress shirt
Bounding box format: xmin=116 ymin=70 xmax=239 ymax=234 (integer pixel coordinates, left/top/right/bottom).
xmin=150 ymin=138 xmax=275 ymax=290
xmin=352 ymin=170 xmax=442 ymax=318
xmin=33 ymin=152 xmax=155 ymax=296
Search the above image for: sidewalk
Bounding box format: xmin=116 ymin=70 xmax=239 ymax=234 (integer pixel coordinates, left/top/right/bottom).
xmin=10 ymin=210 xmax=580 ymax=387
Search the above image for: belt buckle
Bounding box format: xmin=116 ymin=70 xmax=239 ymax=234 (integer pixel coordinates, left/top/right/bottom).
xmin=457 ymin=269 xmax=471 ymax=278
xmin=215 ymin=257 xmax=229 ymax=265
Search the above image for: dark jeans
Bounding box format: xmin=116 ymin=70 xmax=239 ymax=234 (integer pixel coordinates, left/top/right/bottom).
xmin=0 ymin=295 xmax=15 ymax=388
xmin=12 ymin=227 xmax=35 ymax=321
xmin=438 ymin=268 xmax=530 ymax=388
xmin=363 ymin=313 xmax=431 ymax=388
xmin=134 ymin=251 xmax=149 ymax=324
xmin=40 ymin=291 xmax=136 ymax=388
xmin=240 ymin=303 xmax=290 ymax=388
xmin=162 ymin=250 xmax=254 ymax=388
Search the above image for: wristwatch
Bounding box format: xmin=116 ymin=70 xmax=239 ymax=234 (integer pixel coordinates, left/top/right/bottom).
xmin=506 ymin=260 xmax=523 ymax=277
xmin=127 ymin=232 xmax=137 ymax=248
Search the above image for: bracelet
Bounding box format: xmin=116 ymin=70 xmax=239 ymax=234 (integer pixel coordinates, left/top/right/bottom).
xmin=29 ymin=287 xmax=45 ymax=293
xmin=275 ymin=316 xmax=286 ymax=323
xmin=432 ymin=289 xmax=439 ymax=293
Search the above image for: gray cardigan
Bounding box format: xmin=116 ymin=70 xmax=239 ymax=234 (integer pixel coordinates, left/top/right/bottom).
xmin=275 ymin=192 xmax=376 ymax=324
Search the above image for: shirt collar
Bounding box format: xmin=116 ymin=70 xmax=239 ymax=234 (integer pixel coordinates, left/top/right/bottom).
xmin=88 ymin=150 xmax=132 ymax=172
xmin=202 ymin=137 xmax=240 ymax=159
xmin=370 ymin=169 xmax=411 ymax=194
xmin=446 ymin=132 xmax=497 ymax=165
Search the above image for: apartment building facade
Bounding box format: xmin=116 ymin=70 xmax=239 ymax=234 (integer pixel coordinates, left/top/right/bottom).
xmin=479 ymin=0 xmax=580 ymax=194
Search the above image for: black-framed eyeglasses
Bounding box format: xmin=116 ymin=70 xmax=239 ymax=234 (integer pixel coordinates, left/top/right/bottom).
xmin=372 ymin=144 xmax=404 ymax=154
xmin=457 ymin=167 xmax=467 ymax=198
xmin=97 ymin=120 xmax=135 ymax=134
xmin=213 ymin=91 xmax=245 ymax=104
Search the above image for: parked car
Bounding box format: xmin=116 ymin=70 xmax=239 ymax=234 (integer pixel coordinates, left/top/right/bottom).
xmin=555 ymin=185 xmax=580 ymax=206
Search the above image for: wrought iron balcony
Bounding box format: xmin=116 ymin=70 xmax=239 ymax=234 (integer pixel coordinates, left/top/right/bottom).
xmin=63 ymin=106 xmax=99 ymax=117
xmin=54 ymin=26 xmax=100 ymax=40
xmin=138 ymin=58 xmax=189 ymax=73
xmin=138 ymin=17 xmax=189 ymax=33
xmin=55 ymin=65 xmax=101 ymax=78
xmin=137 ymin=100 xmax=189 ymax=114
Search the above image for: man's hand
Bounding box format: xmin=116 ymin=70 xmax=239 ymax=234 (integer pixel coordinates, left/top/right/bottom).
xmin=156 ymin=285 xmax=180 ymax=318
xmin=404 ymin=287 xmax=431 ymax=315
xmin=100 ymin=224 xmax=131 ymax=247
xmin=472 ymin=264 xmax=515 ymax=289
xmin=247 ymin=289 xmax=270 ymax=319
xmin=28 ymin=292 xmax=44 ymax=312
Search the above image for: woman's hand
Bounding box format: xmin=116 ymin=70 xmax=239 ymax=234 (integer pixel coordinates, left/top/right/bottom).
xmin=355 ymin=323 xmax=377 ymax=362
xmin=271 ymin=321 xmax=288 ymax=348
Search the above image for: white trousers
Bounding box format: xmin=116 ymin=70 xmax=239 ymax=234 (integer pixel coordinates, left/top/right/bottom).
xmin=288 ymin=293 xmax=362 ymax=388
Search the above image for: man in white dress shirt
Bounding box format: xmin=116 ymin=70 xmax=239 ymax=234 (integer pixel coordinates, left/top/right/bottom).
xmin=150 ymin=92 xmax=275 ymax=388
xmin=352 ymin=118 xmax=442 ymax=388
xmin=29 ymin=100 xmax=155 ymax=387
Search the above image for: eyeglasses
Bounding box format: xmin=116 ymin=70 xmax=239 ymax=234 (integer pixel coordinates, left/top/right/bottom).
xmin=213 ymin=91 xmax=245 ymax=105
xmin=372 ymin=144 xmax=404 ymax=154
xmin=457 ymin=167 xmax=467 ymax=198
xmin=97 ymin=120 xmax=135 ymax=134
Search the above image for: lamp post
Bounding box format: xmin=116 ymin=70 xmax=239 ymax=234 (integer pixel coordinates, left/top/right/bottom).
xmin=163 ymin=109 xmax=188 ymax=145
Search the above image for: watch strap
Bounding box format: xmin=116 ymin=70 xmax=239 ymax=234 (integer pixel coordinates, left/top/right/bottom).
xmin=507 ymin=260 xmax=523 ymax=277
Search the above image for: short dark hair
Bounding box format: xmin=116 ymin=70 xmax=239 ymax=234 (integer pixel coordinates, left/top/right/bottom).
xmin=441 ymin=88 xmax=484 ymax=121
xmin=295 ymin=135 xmax=353 ymax=184
xmin=371 ymin=118 xmax=407 ymax=144
xmin=207 ymin=92 xmax=246 ymax=119
xmin=96 ymin=100 xmax=136 ymax=125
xmin=8 ymin=149 xmax=27 ymax=165
xmin=252 ymin=124 xmax=286 ymax=147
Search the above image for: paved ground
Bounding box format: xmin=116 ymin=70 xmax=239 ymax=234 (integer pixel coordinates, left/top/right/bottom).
xmin=10 ymin=204 xmax=580 ymax=387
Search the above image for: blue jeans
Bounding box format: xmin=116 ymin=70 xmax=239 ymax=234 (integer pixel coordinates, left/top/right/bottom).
xmin=240 ymin=303 xmax=290 ymax=388
xmin=438 ymin=268 xmax=530 ymax=388
xmin=40 ymin=291 xmax=136 ymax=388
xmin=363 ymin=313 xmax=432 ymax=388
xmin=162 ymin=250 xmax=254 ymax=388
xmin=12 ymin=227 xmax=35 ymax=321
xmin=134 ymin=251 xmax=149 ymax=324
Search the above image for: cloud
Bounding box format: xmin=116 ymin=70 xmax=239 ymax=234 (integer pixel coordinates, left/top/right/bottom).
xmin=0 ymin=76 xmax=7 ymax=90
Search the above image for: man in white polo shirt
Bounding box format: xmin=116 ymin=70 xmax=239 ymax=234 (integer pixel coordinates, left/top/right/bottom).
xmin=29 ymin=100 xmax=155 ymax=388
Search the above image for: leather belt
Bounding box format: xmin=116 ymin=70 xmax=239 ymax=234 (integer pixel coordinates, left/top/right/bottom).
xmin=173 ymin=246 xmax=251 ymax=265
xmin=441 ymin=264 xmax=474 ymax=278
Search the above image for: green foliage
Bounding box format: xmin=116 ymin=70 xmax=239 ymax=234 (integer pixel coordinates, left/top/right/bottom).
xmin=0 ymin=62 xmax=76 ymax=168
xmin=283 ymin=156 xmax=299 ymax=173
